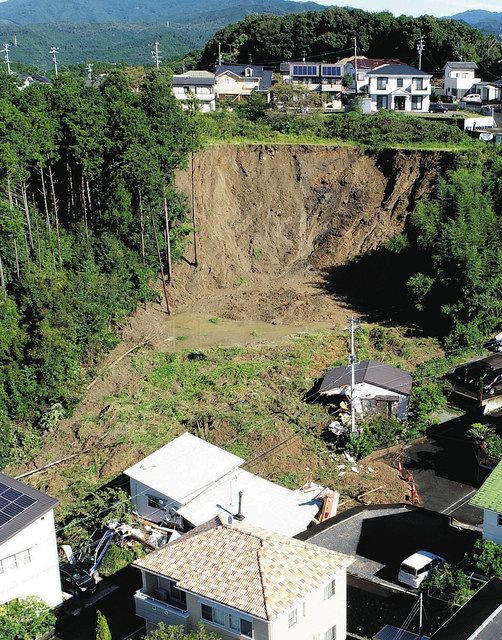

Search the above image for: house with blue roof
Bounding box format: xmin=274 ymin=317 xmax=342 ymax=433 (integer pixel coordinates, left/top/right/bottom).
xmin=215 ymin=64 xmax=273 ymax=103
xmin=366 ymin=63 xmax=432 ymax=113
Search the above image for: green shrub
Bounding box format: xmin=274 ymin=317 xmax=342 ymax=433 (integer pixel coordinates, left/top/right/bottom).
xmin=0 ymin=596 xmax=56 ymax=640
xmin=423 ymin=564 xmax=473 ymax=605
xmin=99 ymin=542 xmax=143 ymax=577
xmin=346 ymin=415 xmax=406 ymax=459
xmin=468 ymin=539 xmax=502 ymax=578
xmin=96 ymin=610 xmax=112 ymax=640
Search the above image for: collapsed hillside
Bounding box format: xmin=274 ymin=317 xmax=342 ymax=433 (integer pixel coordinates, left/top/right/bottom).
xmin=174 ymin=144 xmax=451 ymax=324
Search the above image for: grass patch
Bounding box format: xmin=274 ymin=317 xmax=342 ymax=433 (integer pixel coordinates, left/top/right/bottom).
xmin=208 ymin=317 xmax=222 ymax=325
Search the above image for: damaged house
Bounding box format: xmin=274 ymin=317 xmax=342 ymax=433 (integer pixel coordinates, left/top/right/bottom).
xmin=319 ymin=360 xmax=412 ymax=421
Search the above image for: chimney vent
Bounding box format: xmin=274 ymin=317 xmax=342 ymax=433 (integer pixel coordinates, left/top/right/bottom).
xmin=234 ymin=491 xmax=245 ymax=521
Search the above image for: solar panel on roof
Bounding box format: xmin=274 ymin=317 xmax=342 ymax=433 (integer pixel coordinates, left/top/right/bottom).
xmin=0 ymin=483 xmax=37 ymax=529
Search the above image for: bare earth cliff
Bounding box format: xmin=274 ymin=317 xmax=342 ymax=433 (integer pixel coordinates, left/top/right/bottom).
xmin=174 ymin=144 xmax=450 ymax=324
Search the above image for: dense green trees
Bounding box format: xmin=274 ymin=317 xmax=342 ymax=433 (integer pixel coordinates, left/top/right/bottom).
xmin=0 ymin=69 xmax=196 ymax=467
xmin=200 ymin=8 xmax=502 ymax=76
xmin=0 ymin=596 xmax=56 ymax=640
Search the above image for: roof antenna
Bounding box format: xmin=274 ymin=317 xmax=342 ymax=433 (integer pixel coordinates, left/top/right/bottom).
xmin=234 ymin=491 xmax=245 ymax=521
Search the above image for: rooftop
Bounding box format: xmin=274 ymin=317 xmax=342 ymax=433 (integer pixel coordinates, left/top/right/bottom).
xmin=134 ymin=518 xmax=353 ymax=620
xmin=0 ymin=473 xmax=58 ymax=545
xmin=319 ymin=360 xmax=412 ymax=396
xmin=431 ymin=578 xmax=502 ymax=640
xmin=367 ymin=63 xmax=431 ymax=77
xmin=470 ymin=460 xmax=502 ymax=514
xmin=443 ymin=61 xmax=478 ymax=70
xmin=215 ymin=64 xmax=273 ymax=90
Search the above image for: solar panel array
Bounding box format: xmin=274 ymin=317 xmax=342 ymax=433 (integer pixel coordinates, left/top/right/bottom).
xmin=0 ymin=481 xmax=36 ymax=527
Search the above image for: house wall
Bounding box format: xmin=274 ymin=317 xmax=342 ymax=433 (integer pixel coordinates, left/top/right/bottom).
xmin=482 ymin=509 xmax=502 ymax=544
xmin=172 ymin=85 xmax=216 ymax=113
xmin=0 ymin=509 xmax=62 ymax=607
xmin=368 ymin=76 xmax=431 ymax=112
xmin=136 ymin=568 xmax=348 ymax=640
xmin=129 ymin=478 xmax=182 ymax=524
xmin=444 ymin=67 xmax=480 ymax=98
xmin=215 ymin=74 xmax=260 ymax=101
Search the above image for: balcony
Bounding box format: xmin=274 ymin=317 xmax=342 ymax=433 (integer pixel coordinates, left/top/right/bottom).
xmin=134 ymin=589 xmax=190 ymax=628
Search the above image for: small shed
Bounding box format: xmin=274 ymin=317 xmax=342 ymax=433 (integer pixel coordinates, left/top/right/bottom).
xmin=124 ymin=433 xmax=322 ymax=537
xmin=319 ymin=360 xmax=412 ymax=421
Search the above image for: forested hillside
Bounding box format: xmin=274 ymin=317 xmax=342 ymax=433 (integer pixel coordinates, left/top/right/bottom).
xmin=450 ymin=10 xmax=502 ymax=35
xmin=0 ymin=70 xmax=195 ymax=468
xmin=200 ymin=8 xmax=502 ymax=76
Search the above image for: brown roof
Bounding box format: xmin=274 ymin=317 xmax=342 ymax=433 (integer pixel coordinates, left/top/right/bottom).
xmin=134 ymin=518 xmax=353 ymax=620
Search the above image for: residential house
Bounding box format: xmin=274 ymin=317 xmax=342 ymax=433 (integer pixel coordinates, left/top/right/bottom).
xmin=366 ymin=63 xmax=432 ymax=112
xmin=172 ymin=71 xmax=216 ymax=113
xmin=339 ymin=56 xmax=402 ymax=94
xmin=319 ymin=360 xmax=412 ymax=420
xmin=124 ymin=432 xmax=321 ymax=536
xmin=470 ymin=81 xmax=502 ymax=103
xmin=215 ymin=64 xmax=273 ymax=102
xmin=17 ymin=73 xmax=51 ymax=90
xmin=279 ymin=60 xmax=344 ymax=107
xmin=0 ymin=473 xmax=62 ymax=607
xmin=443 ymin=62 xmax=480 ymax=100
xmin=429 ymin=577 xmax=502 ymax=639
xmin=447 ymin=354 xmax=502 ymax=415
xmin=470 ymin=460 xmax=502 ymax=545
xmin=133 ymin=517 xmax=353 ymax=639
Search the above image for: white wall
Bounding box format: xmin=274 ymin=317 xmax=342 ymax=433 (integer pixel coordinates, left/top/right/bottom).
xmin=0 ymin=510 xmax=62 ymax=607
xmin=215 ymin=74 xmax=260 ymax=99
xmin=482 ymin=509 xmax=502 ymax=545
xmin=130 ymin=478 xmax=182 ymax=524
xmin=368 ymin=75 xmax=431 ymax=112
xmin=444 ymin=67 xmax=480 ymax=98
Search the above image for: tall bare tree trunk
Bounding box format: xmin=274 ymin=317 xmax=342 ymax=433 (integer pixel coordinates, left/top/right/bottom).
xmin=81 ymin=176 xmax=89 ymax=237
xmin=151 ymin=214 xmax=170 ymax=315
xmin=139 ymin=189 xmax=145 ymax=263
xmin=21 ymin=182 xmax=34 ymax=250
xmin=39 ymin=165 xmax=52 ymax=233
xmin=86 ymin=179 xmax=93 ymax=226
xmin=163 ymin=196 xmax=172 ymax=285
xmin=0 ymin=253 xmax=6 ymax=300
xmin=6 ymin=174 xmax=14 ymax=209
xmin=48 ymin=165 xmax=63 ymax=262
xmin=13 ymin=239 xmax=20 ymax=278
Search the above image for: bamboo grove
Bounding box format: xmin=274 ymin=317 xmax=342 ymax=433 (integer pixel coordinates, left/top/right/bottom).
xmin=0 ymin=69 xmax=197 ymax=466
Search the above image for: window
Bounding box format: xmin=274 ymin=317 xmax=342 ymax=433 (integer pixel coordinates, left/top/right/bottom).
xmin=324 ymin=626 xmax=337 ymax=640
xmin=411 ymin=96 xmax=423 ymax=110
xmin=147 ymin=495 xmax=167 ymax=510
xmin=397 ymin=78 xmax=404 ymax=88
xmin=244 ymin=67 xmax=253 ymax=77
xmin=413 ymin=78 xmax=424 ymax=90
xmin=321 ymin=66 xmax=341 ymax=77
xmin=376 ymin=95 xmax=388 ymax=109
xmin=170 ymin=581 xmax=186 ymax=606
xmin=357 ymin=73 xmax=365 ymax=81
xmin=288 ymin=609 xmax=298 ymax=628
xmin=0 ymin=548 xmax=32 ymax=575
xmin=376 ymin=77 xmax=388 ymax=90
xmin=201 ymin=603 xmax=253 ymax=637
xmin=324 ymin=579 xmax=336 ymax=600
xmin=498 ymin=514 xmax=502 ymax=526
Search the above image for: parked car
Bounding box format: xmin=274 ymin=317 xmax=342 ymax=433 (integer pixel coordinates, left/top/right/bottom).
xmin=484 ymin=332 xmax=502 ymax=353
xmin=398 ymin=551 xmax=445 ymax=588
xmin=429 ymin=103 xmax=448 ymax=113
xmin=60 ymin=562 xmax=97 ymax=597
xmin=462 ymin=93 xmax=482 ymax=103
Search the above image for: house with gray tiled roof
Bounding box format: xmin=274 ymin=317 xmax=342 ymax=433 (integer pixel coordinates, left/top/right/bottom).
xmin=215 ymin=64 xmax=273 ymax=103
xmin=133 ymin=517 xmax=353 ymax=639
xmin=366 ymin=63 xmax=432 ymax=112
xmin=443 ymin=61 xmax=480 ymax=100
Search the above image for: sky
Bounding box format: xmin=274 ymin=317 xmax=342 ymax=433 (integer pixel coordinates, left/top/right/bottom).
xmin=294 ymin=0 xmax=501 ymax=17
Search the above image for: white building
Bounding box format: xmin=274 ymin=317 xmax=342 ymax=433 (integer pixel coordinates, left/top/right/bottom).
xmin=366 ymin=63 xmax=432 ymax=112
xmin=124 ymin=433 xmax=321 ymax=537
xmin=0 ymin=473 xmax=62 ymax=607
xmin=470 ymin=460 xmax=502 ymax=545
xmin=319 ymin=360 xmax=412 ymax=421
xmin=133 ymin=517 xmax=353 ymax=640
xmin=279 ymin=61 xmax=344 ymax=108
xmin=443 ymin=62 xmax=480 ymax=100
xmin=172 ymin=71 xmax=216 ymax=113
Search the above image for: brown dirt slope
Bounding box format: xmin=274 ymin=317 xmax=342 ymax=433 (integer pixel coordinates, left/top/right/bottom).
xmin=174 ymin=144 xmax=450 ymax=323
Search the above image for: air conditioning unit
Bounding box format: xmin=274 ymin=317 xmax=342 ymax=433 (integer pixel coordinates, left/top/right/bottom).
xmin=153 ymin=588 xmax=168 ymax=602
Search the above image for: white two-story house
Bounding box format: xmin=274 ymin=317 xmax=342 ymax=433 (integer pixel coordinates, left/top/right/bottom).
xmin=366 ymin=63 xmax=432 ymax=112
xmin=443 ymin=62 xmax=480 ymax=100
xmin=133 ymin=517 xmax=353 ymax=640
xmin=470 ymin=460 xmax=502 ymax=545
xmin=0 ymin=473 xmax=62 ymax=607
xmin=172 ymin=71 xmax=216 ymax=113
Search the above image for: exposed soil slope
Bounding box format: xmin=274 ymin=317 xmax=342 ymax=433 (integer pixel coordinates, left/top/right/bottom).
xmin=174 ymin=144 xmax=450 ymax=323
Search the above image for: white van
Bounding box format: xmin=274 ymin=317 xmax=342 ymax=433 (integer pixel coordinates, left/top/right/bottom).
xmin=398 ymin=551 xmax=445 ymax=588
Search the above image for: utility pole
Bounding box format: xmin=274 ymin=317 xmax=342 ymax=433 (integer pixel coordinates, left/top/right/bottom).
xmin=348 ymin=316 xmax=360 ymax=434
xmin=2 ymin=43 xmax=12 ymax=75
xmin=418 ymin=592 xmax=423 ymax=639
xmin=354 ymin=37 xmax=358 ymax=96
xmin=151 ymin=42 xmax=161 ymax=69
xmin=86 ymin=63 xmax=93 ymax=84
xmin=218 ymin=41 xmax=222 ymax=66
xmin=417 ymin=36 xmax=425 ymax=71
xmin=50 ymin=47 xmax=59 ymax=77
xmin=13 ymin=34 xmax=18 ymax=47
